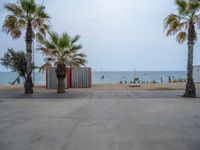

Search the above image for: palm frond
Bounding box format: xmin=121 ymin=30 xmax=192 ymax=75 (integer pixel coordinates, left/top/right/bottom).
xmin=3 ymin=0 xmax=49 ymax=41
xmin=71 ymin=35 xmax=81 ymax=44
xmin=176 ymin=0 xmax=187 ymax=14
xmin=195 ymin=14 xmax=200 ymax=29
xmin=48 ymin=31 xmax=60 ymax=47
xmin=51 ymin=50 xmax=60 ymax=57
xmin=4 ymin=3 xmax=23 ymax=17
xmin=20 ymin=0 xmax=36 ymax=14
xmin=68 ymin=57 xmax=87 ymax=67
xmin=67 ymin=52 xmax=87 ymax=67
xmin=36 ymin=32 xmax=44 ymax=42
xmin=176 ymin=31 xmax=187 ymax=43
xmin=3 ymin=15 xmax=17 ymax=30
xmin=38 ymin=47 xmax=59 ymax=57
xmin=164 ymin=14 xmax=188 ymax=37
xmin=61 ymin=44 xmax=82 ymax=58
xmin=40 ymin=31 xmax=87 ymax=68
xmin=58 ymin=33 xmax=70 ymax=50
xmin=164 ymin=14 xmax=179 ymax=29
xmin=167 ymin=21 xmax=182 ymax=36
xmin=69 ymin=44 xmax=82 ymax=53
xmin=73 ymin=53 xmax=87 ymax=58
xmin=34 ymin=24 xmax=50 ymax=41
xmin=40 ymin=38 xmax=56 ymax=49
xmin=18 ymin=18 xmax=26 ymax=27
xmin=164 ymin=0 xmax=200 ymax=47
xmin=35 ymin=5 xmax=50 ymax=19
xmin=3 ymin=15 xmax=22 ymax=39
xmin=31 ymin=4 xmax=50 ymax=41
xmin=39 ymin=62 xmax=52 ymax=72
xmin=187 ymin=0 xmax=200 ymax=12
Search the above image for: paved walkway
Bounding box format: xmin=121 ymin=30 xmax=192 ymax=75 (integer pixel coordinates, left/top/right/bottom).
xmin=0 ymin=90 xmax=200 ymax=150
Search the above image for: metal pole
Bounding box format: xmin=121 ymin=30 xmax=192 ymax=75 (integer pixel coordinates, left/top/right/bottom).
xmin=32 ymin=40 xmax=35 ymax=85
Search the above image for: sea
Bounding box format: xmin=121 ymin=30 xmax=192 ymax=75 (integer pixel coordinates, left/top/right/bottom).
xmin=0 ymin=71 xmax=187 ymax=85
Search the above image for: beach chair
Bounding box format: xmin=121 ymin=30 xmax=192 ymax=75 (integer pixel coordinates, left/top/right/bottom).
xmin=129 ymin=84 xmax=141 ymax=87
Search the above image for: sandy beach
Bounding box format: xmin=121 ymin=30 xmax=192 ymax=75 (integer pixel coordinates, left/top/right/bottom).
xmin=1 ymin=83 xmax=200 ymax=91
xmin=0 ymin=83 xmax=200 ymax=99
xmin=91 ymin=83 xmax=200 ymax=90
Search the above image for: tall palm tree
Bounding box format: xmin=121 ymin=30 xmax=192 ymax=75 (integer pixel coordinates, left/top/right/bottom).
xmin=3 ymin=0 xmax=50 ymax=94
xmin=39 ymin=31 xmax=87 ymax=93
xmin=164 ymin=0 xmax=200 ymax=98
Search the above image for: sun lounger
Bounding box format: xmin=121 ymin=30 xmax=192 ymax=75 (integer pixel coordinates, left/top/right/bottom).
xmin=129 ymin=84 xmax=141 ymax=87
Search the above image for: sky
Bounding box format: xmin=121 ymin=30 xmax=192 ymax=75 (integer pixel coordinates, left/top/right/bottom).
xmin=0 ymin=0 xmax=200 ymax=71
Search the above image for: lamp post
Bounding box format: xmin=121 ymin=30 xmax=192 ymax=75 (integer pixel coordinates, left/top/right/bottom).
xmin=32 ymin=40 xmax=35 ymax=85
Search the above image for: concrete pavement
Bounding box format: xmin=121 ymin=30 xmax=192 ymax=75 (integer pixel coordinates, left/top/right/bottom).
xmin=0 ymin=95 xmax=200 ymax=150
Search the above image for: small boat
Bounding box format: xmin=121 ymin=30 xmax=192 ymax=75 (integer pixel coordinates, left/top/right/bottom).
xmin=131 ymin=67 xmax=140 ymax=85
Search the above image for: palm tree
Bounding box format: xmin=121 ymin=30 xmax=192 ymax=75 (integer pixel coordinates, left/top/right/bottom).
xmin=39 ymin=31 xmax=87 ymax=93
xmin=3 ymin=0 xmax=50 ymax=94
xmin=164 ymin=0 xmax=200 ymax=98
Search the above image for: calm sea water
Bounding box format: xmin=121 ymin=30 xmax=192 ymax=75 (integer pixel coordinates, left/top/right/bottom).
xmin=0 ymin=71 xmax=186 ymax=85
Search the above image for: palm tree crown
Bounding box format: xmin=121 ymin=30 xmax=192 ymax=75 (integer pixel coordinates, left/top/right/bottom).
xmin=164 ymin=0 xmax=200 ymax=43
xmin=39 ymin=31 xmax=87 ymax=70
xmin=3 ymin=0 xmax=50 ymax=40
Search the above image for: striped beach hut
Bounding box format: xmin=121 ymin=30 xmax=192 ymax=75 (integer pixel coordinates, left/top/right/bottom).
xmin=46 ymin=67 xmax=92 ymax=89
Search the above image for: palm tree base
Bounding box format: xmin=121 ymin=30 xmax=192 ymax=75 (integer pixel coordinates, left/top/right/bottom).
xmin=57 ymin=78 xmax=66 ymax=94
xmin=56 ymin=63 xmax=66 ymax=94
xmin=24 ymin=84 xmax=33 ymax=94
xmin=183 ymin=81 xmax=196 ymax=98
xmin=24 ymin=76 xmax=33 ymax=94
xmin=57 ymin=87 xmax=65 ymax=94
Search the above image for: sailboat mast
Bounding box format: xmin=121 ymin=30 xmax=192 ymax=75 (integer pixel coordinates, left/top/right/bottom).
xmin=134 ymin=67 xmax=136 ymax=78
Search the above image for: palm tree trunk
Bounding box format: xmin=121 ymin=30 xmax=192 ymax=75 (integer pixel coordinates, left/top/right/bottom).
xmin=56 ymin=63 xmax=66 ymax=93
xmin=184 ymin=22 xmax=196 ymax=98
xmin=24 ymin=21 xmax=33 ymax=94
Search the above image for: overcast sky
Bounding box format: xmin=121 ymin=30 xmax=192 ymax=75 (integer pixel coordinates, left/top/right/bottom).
xmin=0 ymin=0 xmax=200 ymax=71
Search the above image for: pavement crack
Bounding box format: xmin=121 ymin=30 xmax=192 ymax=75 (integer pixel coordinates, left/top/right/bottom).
xmin=62 ymin=119 xmax=82 ymax=150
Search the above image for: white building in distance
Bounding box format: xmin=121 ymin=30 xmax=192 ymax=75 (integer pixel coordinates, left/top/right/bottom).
xmin=193 ymin=65 xmax=200 ymax=83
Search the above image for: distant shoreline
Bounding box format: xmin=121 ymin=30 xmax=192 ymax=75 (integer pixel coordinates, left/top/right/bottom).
xmin=0 ymin=71 xmax=188 ymax=85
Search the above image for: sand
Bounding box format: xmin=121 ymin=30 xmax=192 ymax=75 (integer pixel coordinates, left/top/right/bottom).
xmin=0 ymin=83 xmax=200 ymax=91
